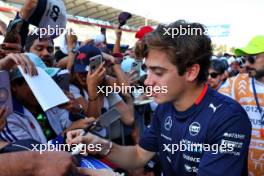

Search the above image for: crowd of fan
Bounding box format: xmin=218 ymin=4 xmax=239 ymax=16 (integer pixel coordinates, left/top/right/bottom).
xmin=0 ymin=1 xmax=263 ymax=176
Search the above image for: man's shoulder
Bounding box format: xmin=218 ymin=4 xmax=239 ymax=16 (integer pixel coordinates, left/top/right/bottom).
xmin=224 ymin=74 xmax=250 ymax=87
xmin=209 ymin=89 xmax=250 ymax=122
xmin=219 ymin=74 xmax=253 ymax=103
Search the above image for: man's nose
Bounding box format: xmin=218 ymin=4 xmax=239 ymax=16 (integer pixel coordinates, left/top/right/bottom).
xmin=144 ymin=73 xmax=155 ymax=86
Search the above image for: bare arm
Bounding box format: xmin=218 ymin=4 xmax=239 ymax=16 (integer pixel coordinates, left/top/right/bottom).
xmin=113 ymin=28 xmax=122 ymax=54
xmin=114 ymin=100 xmax=134 ymax=126
xmin=0 ymin=152 xmax=35 ymax=176
xmin=104 ymin=63 xmax=135 ymax=125
xmin=0 ymin=151 xmax=78 ymax=176
xmin=67 ymin=131 xmax=155 ymax=169
xmin=86 ymin=63 xmax=106 ymax=118
xmin=106 ymin=143 xmax=155 ymax=169
xmin=0 ymin=53 xmax=37 ymax=75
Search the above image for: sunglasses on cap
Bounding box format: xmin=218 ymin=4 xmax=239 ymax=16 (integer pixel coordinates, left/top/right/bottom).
xmin=244 ymin=55 xmax=257 ymax=64
xmin=209 ymin=72 xmax=220 ymax=78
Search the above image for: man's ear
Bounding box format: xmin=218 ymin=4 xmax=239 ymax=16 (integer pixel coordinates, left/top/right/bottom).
xmin=185 ymin=64 xmax=200 ymax=82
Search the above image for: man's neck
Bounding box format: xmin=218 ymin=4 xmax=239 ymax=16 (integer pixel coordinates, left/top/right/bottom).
xmin=17 ymin=98 xmax=41 ymax=117
xmin=25 ymin=104 xmax=42 ymax=117
xmin=172 ymin=84 xmax=206 ymax=112
xmin=215 ymin=81 xmax=223 ymax=90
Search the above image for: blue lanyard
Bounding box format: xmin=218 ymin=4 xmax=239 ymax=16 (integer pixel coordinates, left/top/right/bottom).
xmin=251 ymin=78 xmax=264 ymax=125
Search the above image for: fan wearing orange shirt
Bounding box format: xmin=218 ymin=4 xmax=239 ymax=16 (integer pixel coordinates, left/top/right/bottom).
xmin=219 ymin=36 xmax=264 ymax=176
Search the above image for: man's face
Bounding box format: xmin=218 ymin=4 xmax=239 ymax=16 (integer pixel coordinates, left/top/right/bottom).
xmin=230 ymin=62 xmax=239 ymax=70
xmin=11 ymin=79 xmax=39 ymax=108
xmin=75 ymin=72 xmax=87 ymax=88
xmin=30 ymin=39 xmax=54 ymax=67
xmin=207 ymin=68 xmax=222 ymax=90
xmin=245 ymin=53 xmax=264 ymax=78
xmin=144 ymin=49 xmax=187 ymax=104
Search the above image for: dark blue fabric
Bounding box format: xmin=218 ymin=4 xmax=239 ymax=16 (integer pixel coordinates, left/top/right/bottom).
xmin=12 ymin=96 xmax=24 ymax=115
xmin=14 ymin=12 xmax=29 ymax=47
xmin=139 ymin=87 xmax=251 ymax=176
xmin=74 ymin=45 xmax=102 ymax=73
xmin=0 ymin=139 xmax=41 ymax=153
xmin=27 ymin=0 xmax=47 ymax=26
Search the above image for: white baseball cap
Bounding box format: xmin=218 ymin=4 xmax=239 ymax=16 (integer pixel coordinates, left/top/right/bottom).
xmin=26 ymin=0 xmax=67 ymax=39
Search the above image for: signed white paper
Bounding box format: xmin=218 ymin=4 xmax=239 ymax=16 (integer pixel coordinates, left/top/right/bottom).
xmin=18 ymin=66 xmax=69 ymax=111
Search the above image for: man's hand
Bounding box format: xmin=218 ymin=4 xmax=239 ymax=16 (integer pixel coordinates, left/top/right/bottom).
xmin=0 ymin=19 xmax=7 ymax=36
xmin=0 ymin=43 xmax=22 ymax=58
xmin=66 ymin=129 xmax=109 ymax=156
xmin=0 ymin=53 xmax=37 ymax=76
xmin=0 ymin=106 xmax=8 ymax=131
xmin=102 ymin=53 xmax=115 ymax=66
xmin=33 ymin=151 xmax=79 ymax=176
xmin=128 ymin=70 xmax=140 ymax=85
xmin=59 ymin=91 xmax=82 ymax=113
xmin=19 ymin=0 xmax=38 ymax=20
xmin=66 ymin=29 xmax=78 ymax=50
xmin=67 ymin=118 xmax=95 ymax=130
xmin=86 ymin=63 xmax=106 ymax=89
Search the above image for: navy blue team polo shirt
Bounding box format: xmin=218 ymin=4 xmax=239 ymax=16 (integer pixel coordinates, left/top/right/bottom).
xmin=139 ymin=85 xmax=252 ymax=176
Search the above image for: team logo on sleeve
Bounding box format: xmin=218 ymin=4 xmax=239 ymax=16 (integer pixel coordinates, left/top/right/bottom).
xmin=189 ymin=122 xmax=201 ymax=136
xmin=164 ymin=116 xmax=172 ymax=131
xmin=209 ymin=103 xmax=222 ymax=113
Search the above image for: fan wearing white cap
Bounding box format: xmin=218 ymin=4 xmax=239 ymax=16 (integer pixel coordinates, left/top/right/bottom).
xmin=20 ymin=0 xmax=67 ymax=39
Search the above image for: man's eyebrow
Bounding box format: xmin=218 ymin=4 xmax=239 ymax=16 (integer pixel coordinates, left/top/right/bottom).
xmin=148 ymin=66 xmax=167 ymax=71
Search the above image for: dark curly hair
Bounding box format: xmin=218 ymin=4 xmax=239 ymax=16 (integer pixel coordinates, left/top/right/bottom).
xmin=135 ymin=20 xmax=212 ymax=85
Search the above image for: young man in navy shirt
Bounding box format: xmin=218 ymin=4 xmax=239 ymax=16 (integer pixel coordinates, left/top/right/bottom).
xmin=67 ymin=20 xmax=252 ymax=176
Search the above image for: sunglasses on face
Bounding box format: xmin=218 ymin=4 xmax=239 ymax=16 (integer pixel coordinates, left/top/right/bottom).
xmin=245 ymin=55 xmax=257 ymax=64
xmin=209 ymin=72 xmax=220 ymax=78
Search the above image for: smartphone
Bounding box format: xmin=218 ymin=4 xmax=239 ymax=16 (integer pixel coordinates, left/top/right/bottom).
xmin=89 ymin=55 xmax=103 ymax=72
xmin=71 ymin=107 xmax=121 ymax=155
xmin=53 ymin=71 xmax=70 ymax=91
xmin=0 ymin=71 xmax=13 ymax=116
xmin=132 ymin=61 xmax=142 ymax=80
xmin=91 ymin=107 xmax=121 ymax=138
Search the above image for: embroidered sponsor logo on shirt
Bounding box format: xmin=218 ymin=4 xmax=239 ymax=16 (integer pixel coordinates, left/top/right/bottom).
xmin=209 ymin=103 xmax=222 ymax=113
xmin=189 ymin=122 xmax=201 ymax=136
xmin=164 ymin=116 xmax=172 ymax=131
xmin=184 ymin=164 xmax=198 ymax=173
xmin=183 ymin=153 xmax=201 ymax=163
xmin=223 ymin=133 xmax=245 ymax=139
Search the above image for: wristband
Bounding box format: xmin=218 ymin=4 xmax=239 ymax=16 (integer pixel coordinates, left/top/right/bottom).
xmin=88 ymin=95 xmax=99 ymax=101
xmin=101 ymin=141 xmax=113 ymax=157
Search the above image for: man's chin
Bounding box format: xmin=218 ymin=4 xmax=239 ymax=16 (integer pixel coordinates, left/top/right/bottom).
xmin=246 ymin=70 xmax=256 ymax=77
xmin=247 ymin=72 xmax=255 ymax=77
xmin=154 ymin=96 xmax=170 ymax=104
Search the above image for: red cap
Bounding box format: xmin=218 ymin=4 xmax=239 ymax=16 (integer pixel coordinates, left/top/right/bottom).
xmin=135 ymin=26 xmax=154 ymax=40
xmin=112 ymin=52 xmax=124 ymax=58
